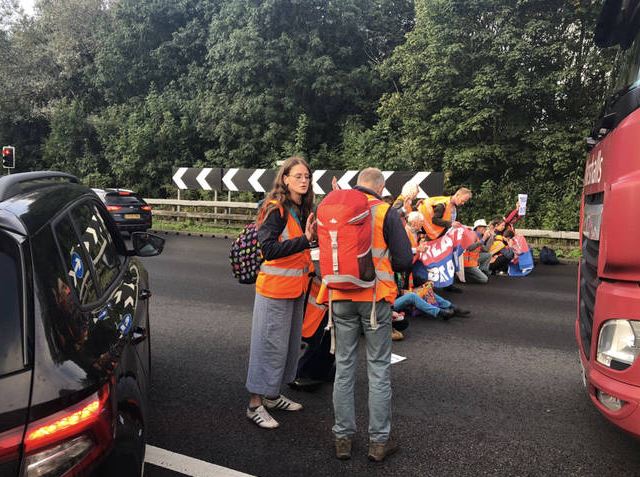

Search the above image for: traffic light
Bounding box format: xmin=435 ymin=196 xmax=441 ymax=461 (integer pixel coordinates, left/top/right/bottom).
xmin=2 ymin=146 xmax=15 ymax=169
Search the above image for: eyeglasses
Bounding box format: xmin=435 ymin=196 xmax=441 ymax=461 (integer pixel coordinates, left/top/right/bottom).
xmin=289 ymin=174 xmax=311 ymax=182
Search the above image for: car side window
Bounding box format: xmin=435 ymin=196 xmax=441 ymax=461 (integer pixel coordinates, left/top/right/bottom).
xmin=0 ymin=231 xmax=23 ymax=376
xmin=54 ymin=214 xmax=99 ymax=305
xmin=70 ymin=202 xmax=121 ymax=295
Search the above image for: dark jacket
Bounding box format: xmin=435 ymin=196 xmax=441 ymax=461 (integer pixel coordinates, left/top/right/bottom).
xmin=354 ymin=186 xmax=413 ymax=273
xmin=432 ymin=202 xmax=453 ymax=229
xmin=257 ymin=201 xmax=310 ymax=261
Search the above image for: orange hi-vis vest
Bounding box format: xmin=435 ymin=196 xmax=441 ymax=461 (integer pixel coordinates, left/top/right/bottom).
xmin=422 ymin=196 xmax=454 ymax=240
xmin=302 ymin=277 xmax=327 ymax=338
xmin=256 ymin=202 xmax=312 ymax=299
xmin=463 ymin=247 xmax=480 ymax=268
xmin=317 ymin=194 xmax=397 ymax=305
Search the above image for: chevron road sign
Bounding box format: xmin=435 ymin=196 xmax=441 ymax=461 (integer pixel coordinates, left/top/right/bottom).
xmin=172 ymin=168 xmax=222 ymax=191
xmin=173 ymin=168 xmax=444 ymax=198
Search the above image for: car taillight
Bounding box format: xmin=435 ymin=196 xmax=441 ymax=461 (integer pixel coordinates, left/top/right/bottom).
xmin=117 ymin=191 xmax=131 ymax=196
xmin=106 ymin=206 xmax=121 ymax=212
xmin=22 ymin=382 xmax=113 ymax=477
xmin=141 ymin=205 xmax=151 ymax=211
xmin=0 ymin=425 xmax=23 ymax=466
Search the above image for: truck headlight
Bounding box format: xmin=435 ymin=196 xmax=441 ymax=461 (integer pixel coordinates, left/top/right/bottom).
xmin=597 ymin=320 xmax=640 ymax=369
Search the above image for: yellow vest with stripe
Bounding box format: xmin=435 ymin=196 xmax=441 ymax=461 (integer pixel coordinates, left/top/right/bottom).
xmin=256 ymin=203 xmax=312 ymax=299
xmin=423 ymin=196 xmax=454 ymax=240
xmin=317 ymin=194 xmax=397 ymax=304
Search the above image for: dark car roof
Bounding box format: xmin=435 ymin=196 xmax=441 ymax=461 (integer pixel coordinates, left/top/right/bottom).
xmin=0 ymin=173 xmax=97 ymax=236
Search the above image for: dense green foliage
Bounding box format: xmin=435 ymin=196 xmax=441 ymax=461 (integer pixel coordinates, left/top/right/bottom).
xmin=0 ymin=0 xmax=618 ymax=229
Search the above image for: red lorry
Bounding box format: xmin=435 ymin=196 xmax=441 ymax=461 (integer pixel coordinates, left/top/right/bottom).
xmin=577 ymin=0 xmax=640 ymax=436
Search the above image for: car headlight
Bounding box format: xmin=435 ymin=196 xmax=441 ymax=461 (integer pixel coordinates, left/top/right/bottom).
xmin=597 ymin=320 xmax=640 ymax=369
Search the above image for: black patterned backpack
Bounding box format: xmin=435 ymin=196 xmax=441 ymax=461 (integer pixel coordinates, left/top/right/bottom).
xmin=229 ymin=222 xmax=263 ymax=284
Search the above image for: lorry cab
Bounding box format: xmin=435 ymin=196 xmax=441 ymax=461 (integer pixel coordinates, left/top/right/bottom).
xmin=577 ymin=0 xmax=640 ymax=437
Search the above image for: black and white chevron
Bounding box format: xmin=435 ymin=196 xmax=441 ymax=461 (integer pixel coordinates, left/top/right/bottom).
xmin=173 ymin=168 xmax=444 ymax=198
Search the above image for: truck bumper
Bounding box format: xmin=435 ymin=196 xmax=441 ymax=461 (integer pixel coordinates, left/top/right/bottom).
xmin=578 ymin=322 xmax=640 ymax=437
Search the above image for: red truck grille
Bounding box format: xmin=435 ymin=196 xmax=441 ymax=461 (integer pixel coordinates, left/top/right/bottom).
xmin=579 ymin=237 xmax=599 ymax=359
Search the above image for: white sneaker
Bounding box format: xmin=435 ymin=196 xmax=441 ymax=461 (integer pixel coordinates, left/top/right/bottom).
xmin=246 ymin=405 xmax=279 ymax=429
xmin=263 ymin=394 xmax=303 ymax=411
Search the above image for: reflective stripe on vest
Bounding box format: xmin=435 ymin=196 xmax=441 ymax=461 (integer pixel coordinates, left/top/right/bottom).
xmin=256 ymin=202 xmax=312 ymax=299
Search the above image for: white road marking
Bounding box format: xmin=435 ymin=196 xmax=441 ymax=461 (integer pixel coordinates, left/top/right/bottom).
xmin=145 ymin=445 xmax=255 ymax=477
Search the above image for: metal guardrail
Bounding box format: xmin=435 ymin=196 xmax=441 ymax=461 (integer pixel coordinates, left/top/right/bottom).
xmin=145 ymin=199 xmax=580 ymax=242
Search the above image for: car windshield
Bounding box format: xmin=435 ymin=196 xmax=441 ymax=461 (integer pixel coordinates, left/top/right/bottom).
xmin=613 ymin=29 xmax=640 ymax=92
xmin=106 ymin=195 xmax=143 ymax=206
xmin=0 ymin=231 xmax=23 ymax=376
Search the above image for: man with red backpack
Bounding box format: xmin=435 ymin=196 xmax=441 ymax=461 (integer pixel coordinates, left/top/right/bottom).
xmin=316 ymin=168 xmax=412 ymax=462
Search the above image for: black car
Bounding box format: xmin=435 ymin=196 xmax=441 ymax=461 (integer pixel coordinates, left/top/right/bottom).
xmin=93 ymin=189 xmax=152 ymax=233
xmin=0 ymin=172 xmax=165 ymax=477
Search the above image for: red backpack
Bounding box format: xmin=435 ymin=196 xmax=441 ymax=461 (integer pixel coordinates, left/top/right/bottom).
xmin=316 ymin=189 xmax=378 ymax=290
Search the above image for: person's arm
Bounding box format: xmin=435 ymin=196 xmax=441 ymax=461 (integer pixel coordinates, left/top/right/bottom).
xmin=504 ymin=207 xmax=519 ymax=225
xmin=383 ymin=207 xmax=413 ymax=272
xmin=431 ymin=203 xmax=451 ymax=228
xmin=258 ymin=209 xmax=310 ymax=261
xmin=466 ymin=241 xmax=483 ymax=252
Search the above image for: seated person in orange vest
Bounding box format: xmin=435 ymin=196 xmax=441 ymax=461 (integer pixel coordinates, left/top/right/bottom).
xmin=420 ymin=187 xmax=473 ymax=241
xmin=405 ymin=211 xmax=427 ymax=256
xmin=463 ymin=219 xmax=493 ymax=284
xmin=396 ymin=212 xmax=469 ymax=319
xmin=392 ymin=181 xmax=420 ymax=221
xmin=489 ymin=228 xmax=515 ymax=275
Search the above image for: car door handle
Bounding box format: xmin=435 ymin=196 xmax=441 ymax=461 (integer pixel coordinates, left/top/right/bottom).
xmin=131 ymin=327 xmax=147 ymax=345
xmin=139 ymin=289 xmax=152 ymax=300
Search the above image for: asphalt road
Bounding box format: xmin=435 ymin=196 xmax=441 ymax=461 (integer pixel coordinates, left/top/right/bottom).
xmin=140 ymin=234 xmax=640 ymax=477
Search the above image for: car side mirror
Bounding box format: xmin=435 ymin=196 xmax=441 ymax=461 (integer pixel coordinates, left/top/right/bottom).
xmin=130 ymin=232 xmax=165 ymax=257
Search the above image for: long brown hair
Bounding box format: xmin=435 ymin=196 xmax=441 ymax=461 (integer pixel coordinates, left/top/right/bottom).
xmin=257 ymin=156 xmax=314 ymax=226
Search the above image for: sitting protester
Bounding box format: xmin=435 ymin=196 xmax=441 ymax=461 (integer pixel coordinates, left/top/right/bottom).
xmin=489 ymin=229 xmax=515 ymax=275
xmin=392 ymin=281 xmax=469 ymax=320
xmin=463 ymin=219 xmax=492 ymax=284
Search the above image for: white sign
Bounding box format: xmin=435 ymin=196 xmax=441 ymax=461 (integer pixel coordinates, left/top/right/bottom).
xmin=518 ymin=194 xmax=528 ymax=216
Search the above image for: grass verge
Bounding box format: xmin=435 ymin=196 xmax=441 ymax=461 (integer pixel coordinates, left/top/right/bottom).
xmin=152 ymin=219 xmax=242 ymax=237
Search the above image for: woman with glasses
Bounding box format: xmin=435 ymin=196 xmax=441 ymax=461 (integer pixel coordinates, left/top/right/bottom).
xmin=246 ymin=156 xmax=317 ymax=429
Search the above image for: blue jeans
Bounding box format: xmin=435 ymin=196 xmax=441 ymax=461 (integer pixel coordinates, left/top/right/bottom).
xmin=465 ymin=266 xmax=488 ymax=284
xmin=332 ymin=300 xmax=392 ymax=443
xmin=392 ymin=292 xmax=452 ymax=318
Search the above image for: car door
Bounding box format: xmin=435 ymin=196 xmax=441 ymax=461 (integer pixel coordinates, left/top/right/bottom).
xmin=69 ymin=202 xmax=149 ymax=393
xmin=0 ymin=230 xmax=32 ymax=477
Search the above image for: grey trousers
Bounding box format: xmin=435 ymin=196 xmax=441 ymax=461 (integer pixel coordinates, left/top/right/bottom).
xmin=246 ymin=292 xmax=305 ymax=396
xmin=332 ymin=300 xmax=392 ymax=443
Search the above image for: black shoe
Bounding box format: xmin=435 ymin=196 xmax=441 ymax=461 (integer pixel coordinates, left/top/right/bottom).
xmin=453 ymin=307 xmax=471 ymax=317
xmin=445 ymin=285 xmax=463 ymax=294
xmin=436 ymin=308 xmax=455 ymax=320
xmin=288 ymin=378 xmax=323 ymax=392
